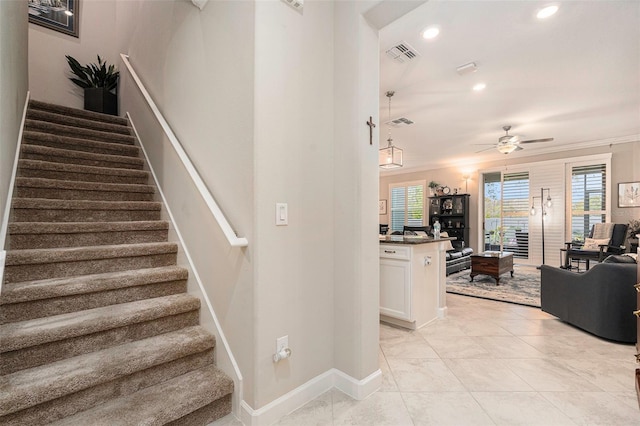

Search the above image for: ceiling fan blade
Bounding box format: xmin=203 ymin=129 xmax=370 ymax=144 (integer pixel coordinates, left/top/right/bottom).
xmin=514 ymin=146 xmax=524 ymax=151
xmin=472 ymin=143 xmax=497 ymax=146
xmin=474 ymin=146 xmax=496 ymax=153
xmin=519 ymin=138 xmax=554 ymax=144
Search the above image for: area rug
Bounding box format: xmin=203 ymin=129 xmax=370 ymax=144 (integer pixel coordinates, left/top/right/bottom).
xmin=446 ymin=264 xmax=541 ymax=307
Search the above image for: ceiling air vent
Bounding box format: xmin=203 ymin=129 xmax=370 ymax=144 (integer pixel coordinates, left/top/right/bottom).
xmin=386 ymin=42 xmax=420 ymax=63
xmin=281 ymin=0 xmax=303 ymax=11
xmin=385 ymin=117 xmax=414 ymax=127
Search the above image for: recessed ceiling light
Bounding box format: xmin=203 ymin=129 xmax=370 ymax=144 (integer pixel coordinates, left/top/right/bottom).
xmin=536 ymin=5 xmax=558 ymax=19
xmin=422 ymin=27 xmax=440 ymax=40
xmin=473 ymin=83 xmax=486 ymax=92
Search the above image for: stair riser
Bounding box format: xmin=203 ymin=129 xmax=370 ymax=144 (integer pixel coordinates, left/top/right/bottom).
xmin=0 ymin=350 xmax=214 ymax=425
xmin=12 ymin=208 xmax=161 ymax=223
xmin=23 ymin=136 xmax=139 ymax=157
xmin=18 ymin=167 xmax=149 ymax=185
xmin=26 ymin=111 xmax=132 ymax=136
xmin=0 ymin=279 xmax=186 ymax=324
xmin=8 ymin=229 xmax=168 ymax=250
xmin=167 ymin=395 xmax=233 ymax=426
xmin=1 ymin=310 xmax=199 ymax=374
xmin=21 ymin=151 xmax=144 ymax=170
xmin=15 ymin=186 xmax=155 ymax=202
xmin=25 ymin=121 xmax=135 ymax=145
xmin=4 ymin=252 xmax=177 ymax=282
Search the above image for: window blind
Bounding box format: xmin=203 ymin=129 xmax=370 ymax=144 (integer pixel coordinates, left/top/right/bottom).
xmin=389 ymin=183 xmax=425 ymax=232
xmin=570 ymin=164 xmax=606 ymax=241
xmin=502 ymin=172 xmax=529 ymax=258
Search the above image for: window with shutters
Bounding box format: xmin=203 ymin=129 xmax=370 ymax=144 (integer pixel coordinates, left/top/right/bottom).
xmin=569 ymin=164 xmax=606 ymax=242
xmin=389 ymin=181 xmax=425 ymax=232
xmin=502 ymin=172 xmax=530 ymax=258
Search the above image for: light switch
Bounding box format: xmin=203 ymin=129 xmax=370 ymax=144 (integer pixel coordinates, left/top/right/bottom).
xmin=276 ymin=203 xmax=288 ymax=226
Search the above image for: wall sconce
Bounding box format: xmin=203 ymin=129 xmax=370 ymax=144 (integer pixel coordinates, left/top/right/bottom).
xmin=462 ymin=174 xmax=470 ymax=193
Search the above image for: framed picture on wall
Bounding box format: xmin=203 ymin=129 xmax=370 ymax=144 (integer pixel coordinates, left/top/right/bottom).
xmin=28 ymin=0 xmax=79 ymax=38
xmin=379 ymin=199 xmax=387 ymax=215
xmin=618 ymin=181 xmax=640 ymax=207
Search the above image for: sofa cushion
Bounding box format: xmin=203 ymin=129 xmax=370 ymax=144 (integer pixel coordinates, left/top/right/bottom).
xmin=603 ymin=254 xmax=637 ymax=263
xmin=449 ymin=251 xmax=463 ymax=260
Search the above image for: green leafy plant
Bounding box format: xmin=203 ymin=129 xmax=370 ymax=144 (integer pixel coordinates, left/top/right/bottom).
xmin=428 ymin=181 xmax=440 ymax=189
xmin=628 ymin=219 xmax=640 ymax=239
xmin=65 ymin=55 xmax=119 ymax=92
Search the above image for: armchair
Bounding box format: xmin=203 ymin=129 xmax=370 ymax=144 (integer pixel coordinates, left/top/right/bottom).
xmin=562 ymin=223 xmax=628 ymax=270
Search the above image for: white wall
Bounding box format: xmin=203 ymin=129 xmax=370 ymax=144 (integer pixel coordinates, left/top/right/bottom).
xmin=28 ymin=0 xmax=120 ymax=108
xmin=0 ymin=0 xmax=29 ymax=246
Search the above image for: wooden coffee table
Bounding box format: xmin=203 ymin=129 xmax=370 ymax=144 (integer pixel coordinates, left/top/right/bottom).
xmin=470 ymin=251 xmax=514 ymax=285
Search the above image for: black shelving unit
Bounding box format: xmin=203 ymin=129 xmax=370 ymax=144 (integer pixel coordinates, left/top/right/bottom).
xmin=428 ymin=194 xmax=470 ymax=250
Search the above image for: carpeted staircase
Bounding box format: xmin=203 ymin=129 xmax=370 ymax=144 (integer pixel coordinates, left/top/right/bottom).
xmin=0 ymin=100 xmax=233 ymax=425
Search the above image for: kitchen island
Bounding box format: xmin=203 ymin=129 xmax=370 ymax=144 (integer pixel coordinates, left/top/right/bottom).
xmin=379 ymin=235 xmax=453 ymax=329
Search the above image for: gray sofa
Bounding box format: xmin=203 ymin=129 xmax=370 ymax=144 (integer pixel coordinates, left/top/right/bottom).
xmin=540 ymin=260 xmax=637 ymax=343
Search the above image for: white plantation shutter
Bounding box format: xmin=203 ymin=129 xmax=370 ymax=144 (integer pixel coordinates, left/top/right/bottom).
xmin=389 ymin=181 xmax=425 ymax=232
xmin=570 ymin=164 xmax=606 ymax=241
xmin=502 ymin=172 xmax=529 ymax=258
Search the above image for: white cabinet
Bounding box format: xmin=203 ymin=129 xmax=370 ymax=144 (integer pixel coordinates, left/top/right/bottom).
xmin=379 ymin=240 xmax=448 ymax=329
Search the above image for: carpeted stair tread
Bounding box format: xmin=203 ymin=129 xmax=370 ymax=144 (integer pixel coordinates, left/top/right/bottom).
xmin=26 ymin=109 xmax=132 ymax=136
xmin=49 ymin=365 xmax=233 ymax=426
xmin=12 ymin=198 xmax=161 ymax=212
xmin=5 ymin=242 xmax=177 ymax=267
xmin=9 ymin=220 xmax=168 ymax=236
xmin=15 ymin=177 xmax=155 ymax=201
xmin=0 ymin=265 xmax=186 ymax=305
xmin=0 ymin=326 xmax=215 ymax=417
xmin=29 ymin=99 xmax=128 ymax=126
xmin=17 ymin=159 xmax=150 ymax=184
xmin=21 ymin=144 xmax=144 ymax=169
xmin=4 ymin=242 xmax=178 ymax=282
xmin=0 ymin=293 xmax=201 ymax=353
xmin=7 ymin=220 xmax=170 ymax=250
xmin=23 ymin=131 xmax=140 ymax=157
xmin=25 ymin=119 xmax=135 ymax=145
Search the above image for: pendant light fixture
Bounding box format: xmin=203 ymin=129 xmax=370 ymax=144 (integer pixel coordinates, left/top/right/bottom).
xmin=379 ymin=91 xmax=403 ymax=169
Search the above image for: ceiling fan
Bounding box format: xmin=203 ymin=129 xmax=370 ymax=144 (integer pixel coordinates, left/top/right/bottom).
xmin=477 ymin=125 xmax=554 ymax=154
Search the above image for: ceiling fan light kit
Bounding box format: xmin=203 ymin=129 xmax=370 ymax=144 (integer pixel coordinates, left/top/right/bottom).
xmin=491 ymin=125 xmax=554 ymax=155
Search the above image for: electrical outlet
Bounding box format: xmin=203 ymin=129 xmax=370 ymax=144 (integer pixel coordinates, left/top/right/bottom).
xmin=276 ymin=335 xmax=288 ymax=353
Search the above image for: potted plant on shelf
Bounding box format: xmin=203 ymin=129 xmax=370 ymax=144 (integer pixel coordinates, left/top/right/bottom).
xmin=628 ymin=219 xmax=640 ymax=252
xmin=65 ymin=55 xmax=119 ymax=115
xmin=428 ymin=181 xmax=440 ymax=196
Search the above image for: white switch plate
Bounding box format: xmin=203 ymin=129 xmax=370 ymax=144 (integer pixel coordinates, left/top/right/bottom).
xmin=276 ymin=203 xmax=288 ymax=226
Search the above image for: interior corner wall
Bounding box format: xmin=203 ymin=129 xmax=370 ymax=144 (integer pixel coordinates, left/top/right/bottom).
xmin=0 ymin=0 xmax=29 ymax=240
xmin=252 ymin=0 xmax=337 ymax=408
xmin=28 ymin=0 xmax=119 ymax=108
xmin=332 ymin=1 xmax=380 ymax=382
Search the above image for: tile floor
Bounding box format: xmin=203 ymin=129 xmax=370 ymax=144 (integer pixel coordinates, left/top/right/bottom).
xmin=214 ymin=294 xmax=640 ymax=425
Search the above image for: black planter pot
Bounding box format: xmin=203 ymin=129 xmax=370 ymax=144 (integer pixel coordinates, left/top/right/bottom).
xmin=84 ymin=87 xmax=118 ymax=116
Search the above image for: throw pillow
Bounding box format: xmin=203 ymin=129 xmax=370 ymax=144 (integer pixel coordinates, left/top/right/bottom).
xmin=582 ymin=238 xmax=610 ymax=250
xmin=440 ymin=232 xmax=455 ymax=251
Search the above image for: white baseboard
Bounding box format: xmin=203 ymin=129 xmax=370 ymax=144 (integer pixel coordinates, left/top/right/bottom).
xmin=240 ymin=368 xmax=381 ymax=426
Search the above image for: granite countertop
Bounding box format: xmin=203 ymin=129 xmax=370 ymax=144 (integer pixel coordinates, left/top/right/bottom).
xmin=379 ymin=235 xmax=456 ymax=245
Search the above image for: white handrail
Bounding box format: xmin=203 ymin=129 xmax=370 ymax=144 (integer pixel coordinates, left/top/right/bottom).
xmin=120 ymin=54 xmax=248 ymax=248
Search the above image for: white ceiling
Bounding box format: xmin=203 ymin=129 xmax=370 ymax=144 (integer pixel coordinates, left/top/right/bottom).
xmin=378 ymin=0 xmax=640 ymax=173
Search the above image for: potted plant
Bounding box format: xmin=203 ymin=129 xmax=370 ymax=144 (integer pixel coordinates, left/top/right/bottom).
xmin=628 ymin=219 xmax=640 ymax=240
xmin=66 ymin=55 xmax=119 ymax=115
xmin=428 ymin=181 xmax=440 ymax=196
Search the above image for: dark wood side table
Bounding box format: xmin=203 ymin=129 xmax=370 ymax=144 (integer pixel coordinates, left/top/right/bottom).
xmin=470 ymin=251 xmax=514 ymax=285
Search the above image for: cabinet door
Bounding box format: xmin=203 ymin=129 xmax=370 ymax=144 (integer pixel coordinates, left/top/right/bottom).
xmin=380 ymin=258 xmax=412 ymax=321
